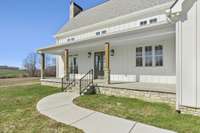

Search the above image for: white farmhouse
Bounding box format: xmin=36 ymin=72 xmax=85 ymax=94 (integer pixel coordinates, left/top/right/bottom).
xmin=38 ymin=0 xmax=200 ymax=116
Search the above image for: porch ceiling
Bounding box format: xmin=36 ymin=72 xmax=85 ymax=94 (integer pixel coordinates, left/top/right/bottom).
xmin=37 ymin=23 xmax=175 ymax=55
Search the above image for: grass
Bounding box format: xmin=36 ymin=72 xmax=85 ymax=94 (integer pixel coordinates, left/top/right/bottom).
xmin=74 ymin=94 xmax=200 ymax=133
xmin=0 ymin=77 xmax=39 ymax=87
xmin=0 ymin=69 xmax=27 ymax=78
xmin=0 ymin=84 xmax=83 ymax=133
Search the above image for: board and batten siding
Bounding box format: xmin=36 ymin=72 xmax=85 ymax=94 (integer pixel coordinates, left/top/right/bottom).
xmin=176 ymin=0 xmax=200 ymax=108
xmin=57 ymin=49 xmax=94 ymax=79
xmin=197 ymin=0 xmax=200 ymax=108
xmin=57 ymin=37 xmax=176 ymax=84
xmin=110 ymin=38 xmax=176 ymax=84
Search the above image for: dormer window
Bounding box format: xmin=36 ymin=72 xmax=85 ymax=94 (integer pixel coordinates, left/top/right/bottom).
xmin=71 ymin=38 xmax=75 ymax=41
xmin=140 ymin=20 xmax=147 ymax=26
xmin=96 ymin=32 xmax=101 ymax=36
xmin=149 ymin=18 xmax=157 ymax=24
xmin=101 ymin=30 xmax=107 ymax=35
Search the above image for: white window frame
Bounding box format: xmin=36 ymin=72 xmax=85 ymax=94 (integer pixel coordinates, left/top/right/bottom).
xmin=140 ymin=20 xmax=147 ymax=26
xmin=149 ymin=18 xmax=158 ymax=24
xmin=69 ymin=55 xmax=78 ymax=74
xmin=136 ymin=47 xmax=143 ymax=67
xmin=154 ymin=45 xmax=164 ymax=67
xmin=145 ymin=46 xmax=153 ymax=67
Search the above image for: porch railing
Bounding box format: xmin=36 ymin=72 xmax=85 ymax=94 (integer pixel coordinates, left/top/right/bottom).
xmin=61 ymin=73 xmax=76 ymax=92
xmin=79 ymin=69 xmax=94 ymax=95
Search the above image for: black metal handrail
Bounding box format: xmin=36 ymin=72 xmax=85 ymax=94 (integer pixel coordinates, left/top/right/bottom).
xmin=61 ymin=72 xmax=76 ymax=91
xmin=79 ymin=69 xmax=94 ymax=95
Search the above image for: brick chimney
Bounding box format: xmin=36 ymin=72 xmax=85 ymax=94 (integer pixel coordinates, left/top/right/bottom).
xmin=70 ymin=0 xmax=83 ymax=19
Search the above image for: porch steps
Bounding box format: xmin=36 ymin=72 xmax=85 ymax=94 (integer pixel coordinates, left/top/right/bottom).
xmin=64 ymin=85 xmax=96 ymax=96
xmin=64 ymin=86 xmax=79 ymax=93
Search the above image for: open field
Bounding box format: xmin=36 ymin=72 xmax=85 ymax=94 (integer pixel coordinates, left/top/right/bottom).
xmin=0 ymin=84 xmax=83 ymax=133
xmin=0 ymin=69 xmax=27 ymax=78
xmin=74 ymin=95 xmax=200 ymax=133
xmin=0 ymin=77 xmax=40 ymax=87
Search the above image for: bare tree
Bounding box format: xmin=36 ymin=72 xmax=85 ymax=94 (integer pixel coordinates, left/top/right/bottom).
xmin=45 ymin=55 xmax=56 ymax=77
xmin=23 ymin=52 xmax=39 ymax=77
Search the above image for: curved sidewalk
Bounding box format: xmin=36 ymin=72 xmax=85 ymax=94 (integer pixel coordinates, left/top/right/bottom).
xmin=37 ymin=92 xmax=176 ymax=133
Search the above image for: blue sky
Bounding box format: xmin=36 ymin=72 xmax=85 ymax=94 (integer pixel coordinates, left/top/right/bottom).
xmin=0 ymin=0 xmax=107 ymax=68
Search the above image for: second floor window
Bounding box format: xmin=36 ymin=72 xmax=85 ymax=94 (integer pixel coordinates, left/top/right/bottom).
xmin=150 ymin=18 xmax=158 ymax=24
xmin=96 ymin=32 xmax=101 ymax=36
xmin=145 ymin=46 xmax=153 ymax=67
xmin=140 ymin=20 xmax=147 ymax=26
xmin=101 ymin=30 xmax=107 ymax=35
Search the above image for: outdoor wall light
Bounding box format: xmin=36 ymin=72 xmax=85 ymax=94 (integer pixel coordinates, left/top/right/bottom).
xmin=88 ymin=52 xmax=92 ymax=58
xmin=111 ymin=49 xmax=115 ymax=56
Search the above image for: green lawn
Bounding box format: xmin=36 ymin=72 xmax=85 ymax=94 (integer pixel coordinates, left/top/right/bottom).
xmin=0 ymin=84 xmax=83 ymax=133
xmin=0 ymin=69 xmax=27 ymax=78
xmin=74 ymin=95 xmax=200 ymax=133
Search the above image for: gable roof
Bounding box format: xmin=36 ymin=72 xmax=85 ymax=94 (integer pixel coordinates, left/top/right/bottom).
xmin=57 ymin=0 xmax=175 ymax=35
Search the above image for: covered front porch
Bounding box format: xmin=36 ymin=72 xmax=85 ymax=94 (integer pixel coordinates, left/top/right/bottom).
xmin=40 ymin=77 xmax=176 ymax=104
xmin=40 ymin=78 xmax=175 ymax=93
xmin=38 ymin=22 xmax=176 ymax=98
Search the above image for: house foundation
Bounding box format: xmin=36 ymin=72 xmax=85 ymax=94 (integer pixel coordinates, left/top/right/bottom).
xmin=179 ymin=106 xmax=200 ymax=116
xmin=97 ymin=86 xmax=176 ymax=105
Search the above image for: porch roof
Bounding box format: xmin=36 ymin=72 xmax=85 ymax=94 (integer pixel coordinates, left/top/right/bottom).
xmin=38 ymin=22 xmax=175 ymax=55
xmin=57 ymin=0 xmax=175 ymax=35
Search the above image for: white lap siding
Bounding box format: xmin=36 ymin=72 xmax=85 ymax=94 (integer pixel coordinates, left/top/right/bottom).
xmin=77 ymin=50 xmax=93 ymax=74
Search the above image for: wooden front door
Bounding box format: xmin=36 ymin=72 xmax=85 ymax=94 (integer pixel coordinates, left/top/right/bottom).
xmin=94 ymin=52 xmax=105 ymax=79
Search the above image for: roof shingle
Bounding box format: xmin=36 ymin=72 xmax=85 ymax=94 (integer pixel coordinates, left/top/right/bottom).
xmin=57 ymin=0 xmax=175 ymax=34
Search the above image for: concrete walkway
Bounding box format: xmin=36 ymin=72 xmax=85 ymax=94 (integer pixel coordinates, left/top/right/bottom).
xmin=37 ymin=92 xmax=176 ymax=133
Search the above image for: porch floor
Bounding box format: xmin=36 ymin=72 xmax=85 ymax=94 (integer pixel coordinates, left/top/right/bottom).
xmin=41 ymin=78 xmax=176 ymax=94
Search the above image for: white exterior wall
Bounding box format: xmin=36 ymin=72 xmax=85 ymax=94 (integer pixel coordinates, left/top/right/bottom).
xmin=57 ymin=55 xmax=64 ymax=78
xmin=56 ymin=51 xmax=93 ymax=79
xmin=176 ymin=0 xmax=200 ymax=108
xmin=57 ymin=37 xmax=176 ymax=84
xmin=197 ymin=0 xmax=200 ymax=108
xmin=110 ymin=38 xmax=176 ymax=84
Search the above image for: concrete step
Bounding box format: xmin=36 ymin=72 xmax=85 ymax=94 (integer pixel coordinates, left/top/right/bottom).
xmin=64 ymin=86 xmax=80 ymax=93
